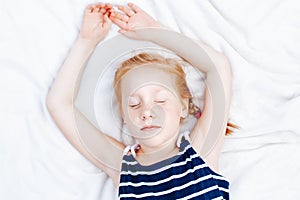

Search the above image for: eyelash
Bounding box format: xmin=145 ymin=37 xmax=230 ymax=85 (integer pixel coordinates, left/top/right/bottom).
xmin=129 ymin=100 xmax=166 ymax=108
xmin=129 ymin=104 xmax=140 ymax=108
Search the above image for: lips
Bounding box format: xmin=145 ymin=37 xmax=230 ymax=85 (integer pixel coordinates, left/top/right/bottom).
xmin=141 ymin=125 xmax=161 ymax=131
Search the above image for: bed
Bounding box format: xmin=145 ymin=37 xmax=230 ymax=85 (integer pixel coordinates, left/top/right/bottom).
xmin=1 ymin=0 xmax=300 ymax=199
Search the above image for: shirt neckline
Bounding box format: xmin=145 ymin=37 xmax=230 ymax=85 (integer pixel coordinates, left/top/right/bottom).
xmin=129 ymin=140 xmax=189 ymax=171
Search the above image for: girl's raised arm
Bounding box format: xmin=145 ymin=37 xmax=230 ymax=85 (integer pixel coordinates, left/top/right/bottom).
xmin=46 ymin=3 xmax=125 ymax=186
xmin=190 ymin=40 xmax=232 ymax=172
xmin=110 ymin=2 xmax=232 ymax=172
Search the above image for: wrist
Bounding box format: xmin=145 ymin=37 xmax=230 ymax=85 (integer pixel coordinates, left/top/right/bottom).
xmin=76 ymin=37 xmax=99 ymax=49
xmin=69 ymin=37 xmax=98 ymax=61
xmin=148 ymin=22 xmax=172 ymax=33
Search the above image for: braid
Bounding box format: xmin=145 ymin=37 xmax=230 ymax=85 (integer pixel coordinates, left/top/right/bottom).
xmin=188 ymin=98 xmax=240 ymax=135
xmin=188 ymin=98 xmax=202 ymax=119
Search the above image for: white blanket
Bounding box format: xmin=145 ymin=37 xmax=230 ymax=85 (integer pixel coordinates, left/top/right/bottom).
xmin=1 ymin=0 xmax=300 ymax=199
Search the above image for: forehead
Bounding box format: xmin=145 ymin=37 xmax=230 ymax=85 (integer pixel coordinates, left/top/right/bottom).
xmin=120 ymin=64 xmax=179 ymax=99
xmin=129 ymin=84 xmax=176 ymax=97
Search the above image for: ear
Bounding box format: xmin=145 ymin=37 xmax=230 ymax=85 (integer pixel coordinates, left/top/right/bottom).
xmin=182 ymin=98 xmax=189 ymax=111
xmin=119 ymin=107 xmax=126 ymax=123
xmin=121 ymin=112 xmax=126 ymax=124
xmin=180 ymin=98 xmax=189 ymax=117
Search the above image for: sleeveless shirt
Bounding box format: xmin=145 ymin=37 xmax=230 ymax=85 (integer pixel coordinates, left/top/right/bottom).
xmin=118 ymin=131 xmax=230 ymax=199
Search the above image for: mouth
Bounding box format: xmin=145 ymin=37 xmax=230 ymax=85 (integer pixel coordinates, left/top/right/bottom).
xmin=141 ymin=125 xmax=161 ymax=131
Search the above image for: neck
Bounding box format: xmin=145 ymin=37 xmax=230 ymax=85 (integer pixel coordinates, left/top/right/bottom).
xmin=136 ymin=132 xmax=180 ymax=164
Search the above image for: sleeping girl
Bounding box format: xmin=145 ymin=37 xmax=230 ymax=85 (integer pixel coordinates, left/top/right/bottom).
xmin=46 ymin=2 xmax=238 ymax=199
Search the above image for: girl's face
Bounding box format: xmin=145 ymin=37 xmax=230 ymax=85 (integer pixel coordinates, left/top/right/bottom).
xmin=120 ymin=64 xmax=186 ymax=147
xmin=126 ymin=84 xmax=182 ymax=146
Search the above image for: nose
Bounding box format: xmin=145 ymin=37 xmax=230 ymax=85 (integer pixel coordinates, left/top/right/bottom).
xmin=140 ymin=109 xmax=154 ymax=121
xmin=141 ymin=109 xmax=154 ymax=126
xmin=141 ymin=109 xmax=153 ymax=120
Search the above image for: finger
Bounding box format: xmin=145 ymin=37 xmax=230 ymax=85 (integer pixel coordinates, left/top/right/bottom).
xmin=118 ymin=5 xmax=135 ymax=16
xmin=110 ymin=11 xmax=129 ymax=22
xmin=118 ymin=29 xmax=127 ymax=34
xmin=86 ymin=4 xmax=98 ymax=13
xmin=99 ymin=7 xmax=106 ymax=14
xmin=110 ymin=16 xmax=128 ymax=30
xmin=103 ymin=13 xmax=112 ymax=29
xmin=106 ymin=9 xmax=113 ymax=17
xmin=95 ymin=2 xmax=109 ymax=13
xmin=86 ymin=5 xmax=93 ymax=13
xmin=92 ymin=5 xmax=99 ymax=13
xmin=95 ymin=2 xmax=105 ymax=8
xmin=105 ymin=3 xmax=113 ymax=9
xmin=128 ymin=2 xmax=142 ymax=13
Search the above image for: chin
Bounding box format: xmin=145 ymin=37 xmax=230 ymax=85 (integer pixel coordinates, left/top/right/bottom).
xmin=139 ymin=130 xmax=177 ymax=146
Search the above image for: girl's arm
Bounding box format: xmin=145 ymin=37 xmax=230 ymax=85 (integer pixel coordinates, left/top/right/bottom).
xmin=46 ymin=3 xmax=125 ymax=184
xmin=189 ymin=42 xmax=232 ymax=172
xmin=110 ymin=2 xmax=232 ymax=172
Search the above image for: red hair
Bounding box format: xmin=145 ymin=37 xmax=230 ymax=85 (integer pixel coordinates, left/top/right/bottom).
xmin=114 ymin=53 xmax=239 ymax=135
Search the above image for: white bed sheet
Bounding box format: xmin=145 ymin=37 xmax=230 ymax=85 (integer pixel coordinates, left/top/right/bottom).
xmin=1 ymin=0 xmax=300 ymax=199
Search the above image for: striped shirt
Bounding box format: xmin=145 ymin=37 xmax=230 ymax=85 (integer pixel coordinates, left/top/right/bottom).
xmin=118 ymin=132 xmax=230 ymax=199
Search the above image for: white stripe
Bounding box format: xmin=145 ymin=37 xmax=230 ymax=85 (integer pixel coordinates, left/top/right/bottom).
xmin=121 ymin=160 xmax=138 ymax=165
xmin=120 ymin=153 xmax=200 ymax=176
xmin=211 ymin=196 xmax=224 ymax=200
xmin=177 ymin=185 xmax=220 ymax=200
xmin=119 ymin=174 xmax=216 ymax=198
xmin=211 ymin=175 xmax=230 ymax=193
xmin=219 ymin=186 xmax=230 ymax=193
xmin=212 ymin=175 xmax=228 ymax=182
xmin=119 ymin=163 xmax=207 ymax=187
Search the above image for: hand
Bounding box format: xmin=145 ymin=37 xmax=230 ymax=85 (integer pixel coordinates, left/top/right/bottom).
xmin=79 ymin=3 xmax=113 ymax=45
xmin=109 ymin=2 xmax=164 ymax=35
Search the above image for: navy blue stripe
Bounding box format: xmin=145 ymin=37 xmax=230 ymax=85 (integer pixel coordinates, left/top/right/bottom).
xmin=219 ymin=190 xmax=230 ymax=200
xmin=122 ymin=154 xmax=181 ymax=172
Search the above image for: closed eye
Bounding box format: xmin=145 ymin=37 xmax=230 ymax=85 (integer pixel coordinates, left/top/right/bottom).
xmin=129 ymin=103 xmax=140 ymax=108
xmin=155 ymin=100 xmax=166 ymax=103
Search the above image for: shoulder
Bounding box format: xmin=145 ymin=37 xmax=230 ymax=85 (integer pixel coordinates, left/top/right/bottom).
xmin=190 ymin=135 xmax=224 ymax=173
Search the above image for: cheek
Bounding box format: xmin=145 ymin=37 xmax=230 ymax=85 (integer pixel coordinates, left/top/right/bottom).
xmin=164 ymin=104 xmax=181 ymax=120
xmin=123 ymin=110 xmax=142 ymax=136
xmin=126 ymin=109 xmax=140 ymax=123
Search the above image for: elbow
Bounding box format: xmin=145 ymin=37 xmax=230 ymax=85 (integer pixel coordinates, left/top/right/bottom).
xmin=46 ymin=95 xmax=65 ymax=111
xmin=214 ymin=54 xmax=233 ymax=85
xmin=46 ymin=97 xmax=57 ymax=112
xmin=46 ymin=91 xmax=73 ymax=111
xmin=220 ymin=54 xmax=232 ymax=74
xmin=46 ymin=98 xmax=72 ymax=112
